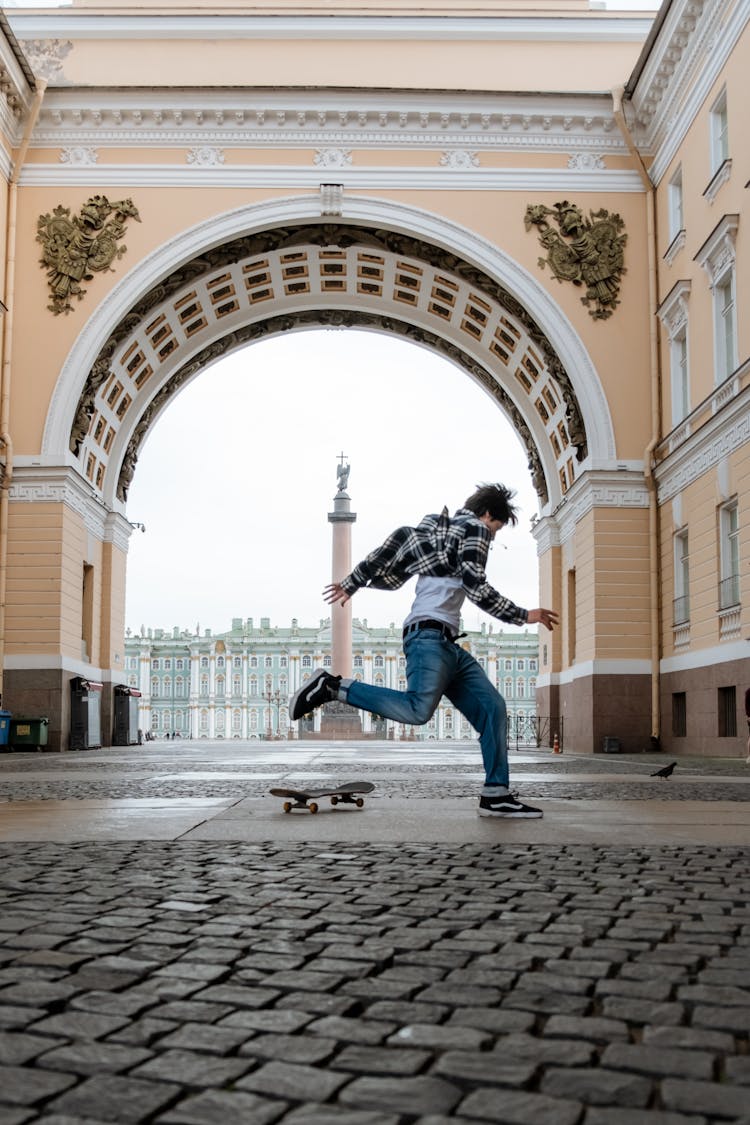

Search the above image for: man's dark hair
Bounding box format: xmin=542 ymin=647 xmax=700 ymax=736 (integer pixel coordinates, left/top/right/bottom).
xmin=463 ymin=483 xmax=519 ymax=526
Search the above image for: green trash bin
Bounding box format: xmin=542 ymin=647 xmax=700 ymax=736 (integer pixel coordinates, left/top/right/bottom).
xmin=9 ymin=717 xmax=49 ymax=751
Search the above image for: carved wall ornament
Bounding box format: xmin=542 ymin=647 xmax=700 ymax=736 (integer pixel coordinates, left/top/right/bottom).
xmin=313 ymin=148 xmax=352 ymax=168
xmin=524 ymin=201 xmax=627 ymax=320
xmin=439 ymin=150 xmax=480 ymax=169
xmin=20 ymin=38 xmax=72 ymax=84
xmin=59 ymin=146 xmax=98 ymax=166
xmin=186 ymin=146 xmax=225 ymax=167
xmin=567 ymin=152 xmax=605 ymax=170
xmin=36 ymin=195 xmax=141 ymax=315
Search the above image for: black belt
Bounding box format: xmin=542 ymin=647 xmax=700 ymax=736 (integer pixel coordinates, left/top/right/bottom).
xmin=403 ymin=619 xmax=458 ymax=643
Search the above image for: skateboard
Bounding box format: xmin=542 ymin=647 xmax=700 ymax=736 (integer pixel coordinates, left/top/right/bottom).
xmin=269 ymin=781 xmax=375 ymax=814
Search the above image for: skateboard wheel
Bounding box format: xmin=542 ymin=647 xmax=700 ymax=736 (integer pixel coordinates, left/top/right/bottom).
xmin=308 ymin=802 xmax=319 ymax=814
xmin=356 ymin=798 xmax=364 ymax=808
xmin=331 ymin=796 xmax=339 ymax=805
xmin=283 ymin=802 xmax=292 ymax=814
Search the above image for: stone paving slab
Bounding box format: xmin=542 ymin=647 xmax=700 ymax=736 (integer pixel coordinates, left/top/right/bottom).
xmin=0 ymin=839 xmax=749 ymax=1124
xmin=1 ymin=744 xmax=750 ymax=1122
xmin=2 ymin=796 xmax=750 ymax=846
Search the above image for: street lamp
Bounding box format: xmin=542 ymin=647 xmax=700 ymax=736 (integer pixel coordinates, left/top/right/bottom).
xmin=264 ymin=688 xmax=282 ymax=739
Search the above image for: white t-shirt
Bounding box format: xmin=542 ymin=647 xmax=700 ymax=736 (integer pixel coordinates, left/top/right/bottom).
xmin=403 ymin=574 xmax=465 ymax=634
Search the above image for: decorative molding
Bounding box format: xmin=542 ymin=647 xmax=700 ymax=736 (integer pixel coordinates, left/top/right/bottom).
xmin=632 ymin=0 xmax=750 ymax=185
xmin=656 ymin=278 xmax=691 ymax=338
xmin=59 ymin=145 xmax=98 ymax=166
xmin=8 ymin=464 xmax=112 ymax=541
xmin=18 ymin=37 xmax=72 ymax=84
xmin=19 ymin=163 xmax=645 ymax=193
xmin=319 ymin=183 xmax=343 ymax=216
xmin=533 ymin=469 xmax=650 ymax=551
xmin=186 ymin=145 xmax=225 ymax=167
xmin=694 ymin=212 xmax=739 ymax=285
xmin=702 ymin=158 xmax=732 ymax=205
xmin=27 ymin=88 xmax=632 ymax=156
xmin=663 ymin=229 xmax=686 ymax=267
xmin=440 ymin=150 xmax=479 ymax=169
xmin=7 ymin=14 xmax=654 ymax=45
xmin=313 ymin=147 xmax=352 ymax=169
xmin=655 ymin=381 xmax=750 ymax=502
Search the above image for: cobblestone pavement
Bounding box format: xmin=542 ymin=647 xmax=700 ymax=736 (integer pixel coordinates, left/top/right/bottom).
xmin=1 ymin=744 xmax=749 ymax=1123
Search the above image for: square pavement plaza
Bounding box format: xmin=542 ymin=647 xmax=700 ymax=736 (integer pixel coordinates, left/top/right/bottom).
xmin=1 ymin=740 xmax=749 ymax=1125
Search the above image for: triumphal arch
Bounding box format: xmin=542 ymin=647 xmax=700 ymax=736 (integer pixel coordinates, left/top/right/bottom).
xmin=0 ymin=0 xmax=747 ymax=755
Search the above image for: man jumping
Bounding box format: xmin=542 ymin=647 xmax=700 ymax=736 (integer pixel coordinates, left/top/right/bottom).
xmin=290 ymin=483 xmax=558 ymax=818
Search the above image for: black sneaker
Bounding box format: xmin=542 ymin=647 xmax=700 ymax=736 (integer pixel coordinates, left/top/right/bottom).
xmin=290 ymin=669 xmax=341 ymax=720
xmin=478 ymin=793 xmax=543 ymax=818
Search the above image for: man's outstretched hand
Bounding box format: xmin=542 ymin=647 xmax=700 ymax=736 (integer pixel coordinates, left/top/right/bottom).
xmin=527 ymin=608 xmax=559 ymax=630
xmin=324 ymin=583 xmax=351 ymax=606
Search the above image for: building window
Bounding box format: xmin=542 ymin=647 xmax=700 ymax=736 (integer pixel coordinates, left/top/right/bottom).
xmin=718 ymin=500 xmax=740 ymax=610
xmin=504 ymin=678 xmax=513 ymax=696
xmin=323 ymin=655 xmax=332 ymax=667
xmin=672 ymin=692 xmax=687 ymax=737
xmin=280 ymin=656 xmax=287 ymax=667
xmin=710 ymin=89 xmax=729 ymax=172
xmin=354 ymin=656 xmax=363 ymax=668
xmin=200 ymin=657 xmax=208 ymax=669
xmin=529 ymin=659 xmax=537 ymax=672
xmin=233 ymin=675 xmax=241 ymax=695
xmin=265 ymin=656 xmax=272 ymax=667
xmin=250 ymin=656 xmax=258 ymax=668
xmin=715 ymin=270 xmax=737 ymax=383
xmin=517 ymin=659 xmax=525 ymax=671
xmin=164 ymin=659 xmax=171 ymax=671
xmin=673 ymin=530 xmax=690 ymax=625
xmin=232 ymin=710 xmax=241 ymax=731
xmin=518 ymin=680 xmax=525 ymax=698
xmin=302 ymin=655 xmax=312 ymax=668
xmin=504 ymin=660 xmax=513 ymax=671
xmin=216 ymin=656 xmax=224 ymax=669
xmin=671 ymin=328 xmax=690 ymax=424
xmin=718 ymin=686 xmax=736 ymax=737
xmin=200 ymin=676 xmax=209 ymax=695
xmin=249 ymin=675 xmax=258 ymax=694
xmin=151 ymin=678 xmax=159 ymax=697
xmin=233 ymin=656 xmax=241 ymax=668
xmin=176 ymin=659 xmax=184 ymax=670
xmin=374 ymin=655 xmax=384 ymax=668
xmin=668 ymin=166 xmax=684 ymax=241
xmin=152 ymin=659 xmax=160 ymax=671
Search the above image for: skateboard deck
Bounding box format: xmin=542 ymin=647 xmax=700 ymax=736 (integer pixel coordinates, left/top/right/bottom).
xmin=269 ymin=781 xmax=375 ymax=814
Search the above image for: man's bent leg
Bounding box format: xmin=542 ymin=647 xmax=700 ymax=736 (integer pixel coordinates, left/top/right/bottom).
xmin=343 ymin=632 xmax=453 ymax=726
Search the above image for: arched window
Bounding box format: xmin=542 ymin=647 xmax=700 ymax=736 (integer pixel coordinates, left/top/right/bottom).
xmin=375 ymin=674 xmax=384 ymax=686
xmin=217 ymin=656 xmax=225 ymax=669
xmin=200 ymin=676 xmax=209 ymax=696
xmin=354 ymin=655 xmax=363 ymax=668
xmin=250 ymin=675 xmax=258 ymax=695
xmin=265 ymin=656 xmax=272 ymax=667
xmin=216 ymin=675 xmax=225 ymax=696
xmin=250 ymin=656 xmax=258 ymax=668
xmin=151 ymin=678 xmax=159 ymax=697
xmin=374 ymin=655 xmax=384 ymax=668
xmin=175 ymin=676 xmax=184 ymax=697
xmin=518 ymin=680 xmax=526 ymax=698
xmin=302 ymin=655 xmax=312 ymax=668
xmin=505 ymin=678 xmax=513 ymax=696
xmin=232 ymin=709 xmax=241 ymax=731
xmin=232 ymin=675 xmax=241 ymax=695
xmin=200 ymin=657 xmax=208 ymax=669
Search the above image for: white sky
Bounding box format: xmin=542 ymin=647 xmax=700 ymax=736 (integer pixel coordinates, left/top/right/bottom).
xmin=124 ymin=330 xmax=545 ymax=637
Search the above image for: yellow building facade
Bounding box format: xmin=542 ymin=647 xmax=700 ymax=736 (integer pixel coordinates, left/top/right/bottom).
xmin=0 ymin=0 xmax=746 ymax=755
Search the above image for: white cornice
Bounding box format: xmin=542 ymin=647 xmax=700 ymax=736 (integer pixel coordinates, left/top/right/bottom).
xmin=8 ymin=13 xmax=654 ymax=43
xmin=19 ymin=162 xmax=645 ymax=191
xmin=31 ymin=89 xmax=630 ymax=155
xmin=632 ymin=0 xmax=750 ymax=184
xmin=655 ymin=379 xmax=750 ymax=502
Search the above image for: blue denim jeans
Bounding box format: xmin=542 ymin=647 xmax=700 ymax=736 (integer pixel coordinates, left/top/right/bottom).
xmin=341 ymin=626 xmax=509 ymax=788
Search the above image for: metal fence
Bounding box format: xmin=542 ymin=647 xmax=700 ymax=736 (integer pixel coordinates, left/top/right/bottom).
xmin=507 ymin=714 xmax=563 ymax=751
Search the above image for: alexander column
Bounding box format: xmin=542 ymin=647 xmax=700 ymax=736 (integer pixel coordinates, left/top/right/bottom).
xmin=322 ymin=454 xmax=361 ymax=736
xmin=328 ymin=453 xmax=356 ymax=676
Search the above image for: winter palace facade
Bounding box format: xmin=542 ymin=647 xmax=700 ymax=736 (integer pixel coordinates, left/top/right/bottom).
xmin=124 ymin=618 xmax=540 ymax=743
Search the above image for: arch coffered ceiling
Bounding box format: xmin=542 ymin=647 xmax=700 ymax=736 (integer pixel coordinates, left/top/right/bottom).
xmin=44 ymin=196 xmax=615 ymax=512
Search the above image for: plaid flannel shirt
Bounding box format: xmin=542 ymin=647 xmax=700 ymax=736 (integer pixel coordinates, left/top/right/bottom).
xmin=340 ymin=507 xmax=528 ymax=626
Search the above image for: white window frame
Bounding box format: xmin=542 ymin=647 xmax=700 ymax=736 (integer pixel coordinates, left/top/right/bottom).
xmin=668 ymin=166 xmax=684 ymax=241
xmin=694 ymin=215 xmax=739 ymax=388
xmin=718 ymin=499 xmax=740 ymax=609
xmin=709 ymin=89 xmax=729 ymax=173
xmin=673 ymin=529 xmax=690 ymax=625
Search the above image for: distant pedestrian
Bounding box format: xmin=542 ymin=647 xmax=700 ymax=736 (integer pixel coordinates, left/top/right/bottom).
xmin=745 ymin=687 xmax=750 ymax=763
xmin=290 ymin=483 xmax=558 ymax=818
